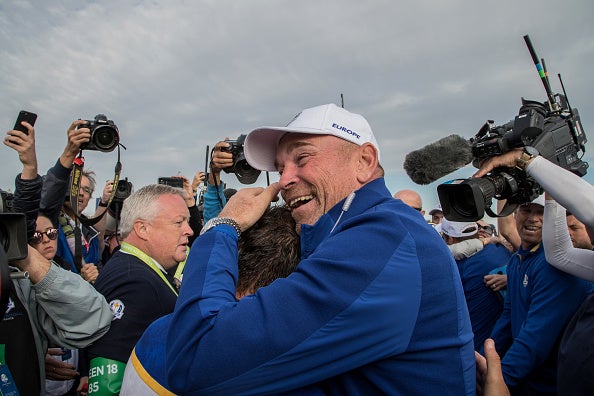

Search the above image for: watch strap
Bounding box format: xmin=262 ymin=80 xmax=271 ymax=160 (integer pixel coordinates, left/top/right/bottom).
xmin=200 ymin=217 xmax=242 ymax=237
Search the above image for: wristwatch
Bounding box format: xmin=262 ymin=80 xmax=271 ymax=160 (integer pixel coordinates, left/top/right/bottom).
xmin=200 ymin=217 xmax=242 ymax=237
xmin=516 ymin=146 xmax=539 ymax=170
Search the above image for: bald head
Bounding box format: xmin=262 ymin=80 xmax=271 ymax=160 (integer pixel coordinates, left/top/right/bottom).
xmin=394 ymin=189 xmax=424 ymax=214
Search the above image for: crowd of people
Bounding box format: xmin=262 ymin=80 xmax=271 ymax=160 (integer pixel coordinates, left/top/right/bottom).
xmin=1 ymin=103 xmax=593 ymax=395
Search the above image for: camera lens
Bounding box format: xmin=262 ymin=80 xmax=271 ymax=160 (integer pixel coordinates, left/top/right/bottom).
xmin=93 ymin=126 xmax=119 ymax=152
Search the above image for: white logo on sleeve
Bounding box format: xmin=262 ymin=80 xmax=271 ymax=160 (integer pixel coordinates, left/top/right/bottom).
xmin=523 ymin=274 xmax=529 ymax=288
xmin=109 ymin=299 xmax=125 ymax=320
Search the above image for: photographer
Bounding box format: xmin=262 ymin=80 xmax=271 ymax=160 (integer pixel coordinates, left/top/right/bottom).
xmin=2 ymin=118 xmax=112 ymax=396
xmin=39 ymin=120 xmax=114 ymax=282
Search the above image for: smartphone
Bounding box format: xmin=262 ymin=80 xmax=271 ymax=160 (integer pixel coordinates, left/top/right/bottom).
xmin=158 ymin=177 xmax=184 ymax=188
xmin=13 ymin=110 xmax=38 ymax=135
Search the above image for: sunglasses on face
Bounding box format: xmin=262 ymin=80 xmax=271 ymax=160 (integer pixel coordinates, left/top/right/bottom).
xmin=31 ymin=228 xmax=59 ymax=244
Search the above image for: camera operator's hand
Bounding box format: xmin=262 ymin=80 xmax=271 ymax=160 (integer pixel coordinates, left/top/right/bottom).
xmin=80 ymin=263 xmax=99 ymax=283
xmin=218 ymin=182 xmax=281 ymax=232
xmin=100 ymin=180 xmax=115 ymax=206
xmin=59 ymin=120 xmax=91 ymax=168
xmin=211 ymin=141 xmax=234 ymax=172
xmin=4 ymin=121 xmax=37 ymax=179
xmin=192 ymin=171 xmax=206 ymax=195
xmin=45 ymin=348 xmax=78 ymax=381
xmin=473 ymin=148 xmax=528 ymax=178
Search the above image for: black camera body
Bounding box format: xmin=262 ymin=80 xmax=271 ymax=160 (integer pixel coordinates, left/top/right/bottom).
xmin=114 ymin=178 xmax=133 ymax=203
xmin=78 ymin=114 xmax=120 ymax=152
xmin=221 ymin=134 xmax=261 ymax=184
xmin=438 ymin=95 xmax=588 ymax=221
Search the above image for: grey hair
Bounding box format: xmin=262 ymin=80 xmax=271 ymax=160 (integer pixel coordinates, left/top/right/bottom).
xmin=82 ymin=170 xmax=97 ymax=195
xmin=119 ymin=184 xmax=185 ymax=238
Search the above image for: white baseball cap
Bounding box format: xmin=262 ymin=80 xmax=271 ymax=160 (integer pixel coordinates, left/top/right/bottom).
xmin=244 ymin=103 xmax=381 ymax=171
xmin=441 ymin=218 xmax=479 ymax=238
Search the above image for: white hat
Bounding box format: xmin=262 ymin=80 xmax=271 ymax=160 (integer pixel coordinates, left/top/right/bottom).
xmin=441 ymin=218 xmax=478 ymax=238
xmin=429 ymin=205 xmax=443 ymax=216
xmin=244 ymin=103 xmax=381 ymax=171
xmin=522 ymin=194 xmax=545 ymax=207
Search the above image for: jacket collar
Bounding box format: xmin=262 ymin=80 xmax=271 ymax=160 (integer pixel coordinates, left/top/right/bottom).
xmin=300 ymin=178 xmax=390 ymax=259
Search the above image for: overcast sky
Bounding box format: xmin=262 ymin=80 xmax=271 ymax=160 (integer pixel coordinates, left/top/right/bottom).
xmin=1 ymin=0 xmax=593 ymax=218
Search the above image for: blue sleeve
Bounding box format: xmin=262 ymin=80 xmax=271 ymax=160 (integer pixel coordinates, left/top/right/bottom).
xmin=202 ymin=182 xmax=225 ymax=223
xmin=166 ymin=216 xmax=423 ymax=395
xmin=500 ymin=262 xmax=591 ymax=387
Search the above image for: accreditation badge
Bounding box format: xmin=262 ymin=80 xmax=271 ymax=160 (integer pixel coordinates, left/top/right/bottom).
xmin=88 ymin=357 xmax=126 ymax=395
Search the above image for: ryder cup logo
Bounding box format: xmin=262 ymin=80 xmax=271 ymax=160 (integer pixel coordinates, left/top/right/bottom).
xmin=109 ymin=299 xmax=125 ymax=320
xmin=332 ymin=123 xmax=361 ymax=140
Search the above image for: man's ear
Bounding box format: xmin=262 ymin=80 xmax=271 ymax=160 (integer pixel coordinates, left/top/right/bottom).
xmin=133 ymin=220 xmax=150 ymax=241
xmin=356 ymin=143 xmax=379 ymax=183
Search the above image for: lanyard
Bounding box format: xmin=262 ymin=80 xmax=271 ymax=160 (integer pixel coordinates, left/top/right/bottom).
xmin=119 ymin=242 xmax=178 ymax=297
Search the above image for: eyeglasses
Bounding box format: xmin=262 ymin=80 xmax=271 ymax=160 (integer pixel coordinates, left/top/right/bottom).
xmin=80 ymin=186 xmax=93 ymax=195
xmin=480 ymin=225 xmax=496 ymax=236
xmin=31 ymin=228 xmax=59 ymax=244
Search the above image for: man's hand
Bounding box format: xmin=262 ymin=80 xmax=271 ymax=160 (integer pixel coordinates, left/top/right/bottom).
xmin=192 ymin=171 xmax=206 ymax=195
xmin=476 ymin=339 xmax=510 ymax=396
xmin=3 ymin=121 xmax=38 ymax=179
xmin=45 ymin=348 xmax=78 ymax=381
xmin=100 ymin=180 xmax=115 ymax=206
xmin=81 ymin=263 xmax=99 ymax=283
xmin=219 ymin=183 xmax=281 ymax=231
xmin=473 ymin=149 xmax=524 ymax=178
xmin=60 ymin=120 xmax=91 ymax=168
xmin=208 ymin=140 xmax=233 ymax=185
xmin=484 ymin=273 xmax=507 ymax=293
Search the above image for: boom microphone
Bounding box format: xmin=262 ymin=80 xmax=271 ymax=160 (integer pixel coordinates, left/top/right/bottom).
xmin=403 ymin=134 xmax=473 ymax=185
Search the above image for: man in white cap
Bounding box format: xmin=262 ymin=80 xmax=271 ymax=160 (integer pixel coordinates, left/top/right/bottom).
xmin=485 ymin=195 xmax=592 ymax=394
xmin=441 ymin=218 xmax=511 ymax=351
xmin=164 ymin=103 xmax=475 ymax=395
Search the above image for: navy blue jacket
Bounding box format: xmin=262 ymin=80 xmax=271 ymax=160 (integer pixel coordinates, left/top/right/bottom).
xmin=490 ymin=243 xmax=593 ymax=393
xmin=456 ymin=243 xmax=511 ymax=350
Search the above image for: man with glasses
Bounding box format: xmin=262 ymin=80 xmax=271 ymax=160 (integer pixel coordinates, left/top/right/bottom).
xmin=40 ymin=120 xmax=114 ymax=282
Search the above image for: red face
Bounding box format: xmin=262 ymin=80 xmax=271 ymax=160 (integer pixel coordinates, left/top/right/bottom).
xmin=141 ymin=194 xmax=193 ymax=269
xmin=275 ymin=134 xmax=361 ymax=231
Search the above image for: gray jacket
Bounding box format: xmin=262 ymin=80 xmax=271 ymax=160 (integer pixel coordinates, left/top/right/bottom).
xmin=11 ymin=262 xmax=112 ymax=395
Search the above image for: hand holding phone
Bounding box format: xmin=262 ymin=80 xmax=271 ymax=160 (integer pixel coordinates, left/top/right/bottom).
xmin=13 ymin=110 xmax=38 ymax=135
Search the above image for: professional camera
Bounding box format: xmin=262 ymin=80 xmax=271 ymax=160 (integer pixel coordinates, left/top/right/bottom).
xmin=222 ymin=134 xmax=261 ymax=184
xmin=108 ymin=177 xmax=133 ymax=220
xmin=78 ymin=114 xmax=120 ymax=152
xmin=437 ymin=36 xmax=588 ymax=222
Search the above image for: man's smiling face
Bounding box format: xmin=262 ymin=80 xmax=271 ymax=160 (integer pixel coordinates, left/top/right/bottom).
xmin=275 ymin=133 xmax=360 ymax=231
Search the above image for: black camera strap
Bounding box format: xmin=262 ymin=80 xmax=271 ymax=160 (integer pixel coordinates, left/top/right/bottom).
xmin=485 ymin=202 xmax=518 ymax=219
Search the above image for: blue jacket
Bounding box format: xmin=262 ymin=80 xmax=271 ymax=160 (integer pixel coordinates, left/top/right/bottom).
xmin=490 ymin=243 xmax=593 ymax=393
xmin=456 ymin=243 xmax=511 ymax=350
xmin=165 ymin=178 xmax=475 ymax=395
xmin=39 ymin=159 xmax=101 ymax=270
